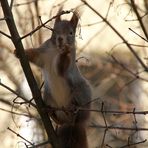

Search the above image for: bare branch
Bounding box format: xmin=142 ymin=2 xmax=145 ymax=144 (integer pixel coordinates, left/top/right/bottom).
xmin=129 ymin=28 xmax=148 ymax=42
xmin=0 ymin=1 xmax=60 ymax=148
xmin=82 ymin=1 xmax=113 ymax=27
xmin=10 ymin=0 xmax=14 ymax=9
xmin=7 ymin=127 xmax=34 ymax=146
xmin=0 ymin=17 xmax=6 ymax=21
xmin=13 ymin=0 xmax=37 ymax=7
xmin=0 ymin=80 xmax=36 ymax=108
xmin=0 ymin=106 xmax=31 ymax=118
xmin=91 ymin=124 xmax=148 ymax=131
xmin=125 ymin=12 xmax=148 ymax=21
xmin=28 ymin=140 xmax=50 ymax=148
xmin=0 ymin=30 xmax=11 ymax=39
xmin=21 ymin=10 xmax=72 ymax=40
xmin=120 ymin=139 xmax=147 ymax=148
xmin=45 ymin=105 xmax=148 ymax=116
xmin=130 ymin=0 xmax=148 ymax=41
xmin=81 ymin=0 xmax=148 ymax=71
xmin=106 ymin=139 xmax=147 ymax=148
xmin=109 ymin=54 xmax=148 ymax=83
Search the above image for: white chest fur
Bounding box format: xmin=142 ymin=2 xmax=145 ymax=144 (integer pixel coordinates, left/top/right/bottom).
xmin=43 ymin=62 xmax=71 ymax=108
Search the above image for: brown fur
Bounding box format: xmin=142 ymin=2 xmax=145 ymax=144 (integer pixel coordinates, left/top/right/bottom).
xmin=19 ymin=10 xmax=91 ymax=148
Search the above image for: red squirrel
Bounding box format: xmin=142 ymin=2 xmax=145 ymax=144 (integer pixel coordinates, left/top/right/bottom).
xmin=20 ymin=10 xmax=91 ymax=148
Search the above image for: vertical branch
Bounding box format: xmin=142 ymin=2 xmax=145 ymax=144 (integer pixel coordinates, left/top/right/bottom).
xmin=0 ymin=1 xmax=60 ymax=148
xmin=10 ymin=0 xmax=14 ymax=9
xmin=34 ymin=0 xmax=42 ymax=44
xmin=130 ymin=0 xmax=148 ymax=41
xmin=101 ymin=102 xmax=108 ymax=147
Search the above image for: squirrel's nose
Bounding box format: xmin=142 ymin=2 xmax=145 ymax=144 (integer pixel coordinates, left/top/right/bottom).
xmin=58 ymin=36 xmax=64 ymax=48
xmin=58 ymin=36 xmax=63 ymax=43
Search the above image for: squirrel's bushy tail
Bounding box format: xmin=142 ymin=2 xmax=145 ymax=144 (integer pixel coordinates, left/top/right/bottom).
xmin=58 ymin=124 xmax=88 ymax=148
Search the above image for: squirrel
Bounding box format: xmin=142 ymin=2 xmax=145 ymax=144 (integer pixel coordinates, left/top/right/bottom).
xmin=19 ymin=9 xmax=91 ymax=148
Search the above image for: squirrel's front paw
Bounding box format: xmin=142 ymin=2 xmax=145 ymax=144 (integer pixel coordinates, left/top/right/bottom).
xmin=60 ymin=44 xmax=70 ymax=54
xmin=14 ymin=49 xmax=20 ymax=58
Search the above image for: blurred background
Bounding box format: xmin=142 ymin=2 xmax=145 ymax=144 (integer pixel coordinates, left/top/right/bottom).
xmin=0 ymin=0 xmax=148 ymax=147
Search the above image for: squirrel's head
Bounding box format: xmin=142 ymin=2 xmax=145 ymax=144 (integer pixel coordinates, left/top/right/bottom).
xmin=52 ymin=10 xmax=79 ymax=48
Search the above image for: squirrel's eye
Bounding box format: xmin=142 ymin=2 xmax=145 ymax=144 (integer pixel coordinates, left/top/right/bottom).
xmin=69 ymin=31 xmax=73 ymax=35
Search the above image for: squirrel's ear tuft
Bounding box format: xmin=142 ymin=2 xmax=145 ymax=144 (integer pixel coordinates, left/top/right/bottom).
xmin=55 ymin=6 xmax=63 ymax=24
xmin=55 ymin=14 xmax=61 ymax=24
xmin=70 ymin=11 xmax=79 ymax=30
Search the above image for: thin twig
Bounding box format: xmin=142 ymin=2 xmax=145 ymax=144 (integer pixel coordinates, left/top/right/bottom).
xmin=0 ymin=107 xmax=31 ymax=117
xmin=0 ymin=81 xmax=36 ymax=108
xmin=91 ymin=125 xmax=148 ymax=131
xmin=0 ymin=30 xmax=11 ymax=39
xmin=105 ymin=1 xmax=113 ymax=19
xmin=101 ymin=102 xmax=108 ymax=127
xmin=101 ymin=128 xmax=108 ymax=147
xmin=10 ymin=0 xmax=14 ymax=9
xmin=0 ymin=17 xmax=6 ymax=21
xmin=109 ymin=54 xmax=148 ymax=85
xmin=125 ymin=12 xmax=148 ymax=21
xmin=128 ymin=43 xmax=148 ymax=48
xmin=38 ymin=16 xmax=54 ymax=32
xmin=129 ymin=28 xmax=148 ymax=42
xmin=45 ymin=105 xmax=148 ymax=116
xmin=21 ymin=10 xmax=71 ymax=40
xmin=7 ymin=127 xmax=34 ymax=146
xmin=28 ymin=140 xmax=50 ymax=148
xmin=130 ymin=0 xmax=148 ymax=41
xmin=119 ymin=77 xmax=137 ymax=92
xmin=120 ymin=139 xmax=147 ymax=148
xmin=52 ymin=0 xmax=68 ymax=8
xmin=81 ymin=0 xmax=148 ymax=71
xmin=78 ymin=24 xmax=107 ymax=54
xmin=106 ymin=144 xmax=113 ymax=148
xmin=13 ymin=0 xmax=37 ymax=7
xmin=82 ymin=1 xmax=113 ymax=27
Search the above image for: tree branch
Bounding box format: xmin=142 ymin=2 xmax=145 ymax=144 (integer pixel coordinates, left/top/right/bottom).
xmin=0 ymin=1 xmax=60 ymax=148
xmin=81 ymin=0 xmax=148 ymax=71
xmin=130 ymin=0 xmax=148 ymax=41
xmin=0 ymin=30 xmax=11 ymax=39
xmin=0 ymin=81 xmax=36 ymax=108
xmin=20 ymin=10 xmax=71 ymax=40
